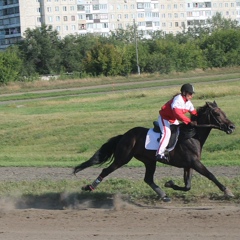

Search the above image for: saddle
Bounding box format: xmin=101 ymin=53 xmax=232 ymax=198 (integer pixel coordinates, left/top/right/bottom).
xmin=152 ymin=121 xmax=197 ymax=149
xmin=152 ymin=121 xmax=179 ymax=149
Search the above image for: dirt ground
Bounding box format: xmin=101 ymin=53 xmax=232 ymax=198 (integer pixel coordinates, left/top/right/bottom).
xmin=0 ymin=166 xmax=240 ymax=240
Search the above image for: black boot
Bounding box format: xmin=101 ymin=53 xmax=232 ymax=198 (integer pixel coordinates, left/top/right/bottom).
xmin=156 ymin=154 xmax=169 ymax=163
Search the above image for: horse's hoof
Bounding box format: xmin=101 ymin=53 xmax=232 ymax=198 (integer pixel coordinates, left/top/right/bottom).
xmin=162 ymin=196 xmax=171 ymax=203
xmin=81 ymin=185 xmax=93 ymax=191
xmin=224 ymin=188 xmax=234 ymax=197
xmin=164 ymin=180 xmax=174 ymax=188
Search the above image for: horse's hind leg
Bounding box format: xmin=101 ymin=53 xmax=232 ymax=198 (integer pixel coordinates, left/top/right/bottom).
xmin=82 ymin=148 xmax=134 ymax=191
xmin=165 ymin=168 xmax=193 ymax=191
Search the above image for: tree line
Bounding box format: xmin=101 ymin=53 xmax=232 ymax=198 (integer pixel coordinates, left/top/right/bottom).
xmin=1 ymin=13 xmax=240 ymax=84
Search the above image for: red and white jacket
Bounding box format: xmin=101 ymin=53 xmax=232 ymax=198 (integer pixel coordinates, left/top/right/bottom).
xmin=159 ymin=94 xmax=197 ymax=124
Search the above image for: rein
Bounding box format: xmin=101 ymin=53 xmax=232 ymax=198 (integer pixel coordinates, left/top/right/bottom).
xmin=194 ymin=124 xmax=220 ymax=128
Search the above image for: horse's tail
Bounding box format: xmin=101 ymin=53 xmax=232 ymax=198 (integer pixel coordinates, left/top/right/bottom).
xmin=73 ymin=134 xmax=123 ymax=175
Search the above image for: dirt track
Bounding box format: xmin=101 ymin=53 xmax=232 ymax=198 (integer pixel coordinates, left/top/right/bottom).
xmin=0 ymin=166 xmax=240 ymax=240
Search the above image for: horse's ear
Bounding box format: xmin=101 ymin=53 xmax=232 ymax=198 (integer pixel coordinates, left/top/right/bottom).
xmin=206 ymin=101 xmax=217 ymax=108
xmin=206 ymin=102 xmax=211 ymax=107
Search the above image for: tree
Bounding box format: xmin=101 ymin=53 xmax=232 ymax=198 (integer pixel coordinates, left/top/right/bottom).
xmin=207 ymin=12 xmax=240 ymax=32
xmin=84 ymin=42 xmax=124 ymax=76
xmin=200 ymin=29 xmax=240 ymax=68
xmin=0 ymin=46 xmax=22 ymax=84
xmin=18 ymin=24 xmax=61 ymax=75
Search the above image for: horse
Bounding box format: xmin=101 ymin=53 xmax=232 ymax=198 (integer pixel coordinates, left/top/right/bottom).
xmin=73 ymin=101 xmax=235 ymax=202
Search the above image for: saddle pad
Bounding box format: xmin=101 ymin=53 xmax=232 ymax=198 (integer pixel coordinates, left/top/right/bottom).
xmin=145 ymin=128 xmax=160 ymax=150
xmin=145 ymin=127 xmax=179 ymax=151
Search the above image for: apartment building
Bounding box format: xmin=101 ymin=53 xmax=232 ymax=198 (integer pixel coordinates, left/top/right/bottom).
xmin=1 ymin=0 xmax=240 ymax=50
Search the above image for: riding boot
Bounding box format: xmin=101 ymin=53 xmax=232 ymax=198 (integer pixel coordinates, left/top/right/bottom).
xmin=156 ymin=154 xmax=169 ymax=163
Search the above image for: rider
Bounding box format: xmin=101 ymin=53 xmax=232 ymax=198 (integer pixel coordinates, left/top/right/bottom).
xmin=156 ymin=83 xmax=197 ymax=162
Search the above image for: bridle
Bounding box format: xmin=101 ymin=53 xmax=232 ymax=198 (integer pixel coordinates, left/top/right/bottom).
xmin=197 ymin=107 xmax=225 ymax=131
xmin=208 ymin=107 xmax=225 ymax=130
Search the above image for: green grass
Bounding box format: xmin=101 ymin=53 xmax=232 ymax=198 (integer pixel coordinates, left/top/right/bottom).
xmin=0 ymin=74 xmax=239 ymax=167
xmin=0 ymin=70 xmax=240 ymax=203
xmin=1 ymin=176 xmax=239 ymax=206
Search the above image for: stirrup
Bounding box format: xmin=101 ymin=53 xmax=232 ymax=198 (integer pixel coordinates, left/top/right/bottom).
xmin=156 ymin=154 xmax=169 ymax=162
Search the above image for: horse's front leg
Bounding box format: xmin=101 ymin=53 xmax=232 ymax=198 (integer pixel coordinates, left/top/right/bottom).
xmin=192 ymin=160 xmax=234 ymax=197
xmin=143 ymin=162 xmax=171 ymax=202
xmin=165 ymin=168 xmax=193 ymax=191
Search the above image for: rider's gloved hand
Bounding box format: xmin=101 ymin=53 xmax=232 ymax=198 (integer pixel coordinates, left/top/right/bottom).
xmin=189 ymin=121 xmax=197 ymax=126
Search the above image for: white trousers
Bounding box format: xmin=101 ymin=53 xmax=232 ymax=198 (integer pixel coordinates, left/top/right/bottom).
xmin=157 ymin=116 xmax=171 ymax=155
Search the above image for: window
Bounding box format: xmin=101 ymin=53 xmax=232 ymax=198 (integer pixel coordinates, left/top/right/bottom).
xmin=78 ymin=14 xmax=85 ymax=20
xmin=103 ymin=23 xmax=108 ymax=28
xmin=71 ymin=16 xmax=75 ymax=21
xmin=175 ymin=22 xmax=178 ymax=27
xmin=144 ymin=3 xmax=150 ymax=8
xmin=100 ymin=4 xmax=107 ymax=10
xmin=79 ymin=24 xmax=85 ymax=30
xmin=137 ymin=3 xmax=144 ymax=9
xmin=63 ymin=16 xmax=68 ymax=21
xmin=77 ymin=5 xmax=84 ymax=11
xmin=145 ymin=12 xmax=151 ymax=18
xmin=93 ymin=5 xmax=99 ymax=10
xmin=205 ymin=2 xmax=211 ymax=8
xmin=100 ymin=14 xmax=108 ymax=19
xmin=86 ymin=14 xmax=93 ymax=20
xmin=146 ymin=21 xmax=152 ymax=27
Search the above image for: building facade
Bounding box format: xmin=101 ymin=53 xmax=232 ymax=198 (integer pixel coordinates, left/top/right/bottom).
xmin=1 ymin=0 xmax=240 ymax=50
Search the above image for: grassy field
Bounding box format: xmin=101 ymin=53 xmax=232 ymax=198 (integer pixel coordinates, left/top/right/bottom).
xmin=0 ymin=69 xmax=239 ymax=202
xmin=0 ymin=71 xmax=239 ymax=167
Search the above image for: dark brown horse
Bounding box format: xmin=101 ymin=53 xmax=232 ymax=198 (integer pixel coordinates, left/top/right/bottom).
xmin=74 ymin=101 xmax=235 ymax=202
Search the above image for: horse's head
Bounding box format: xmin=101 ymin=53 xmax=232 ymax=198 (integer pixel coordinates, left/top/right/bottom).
xmin=197 ymin=101 xmax=235 ymax=134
